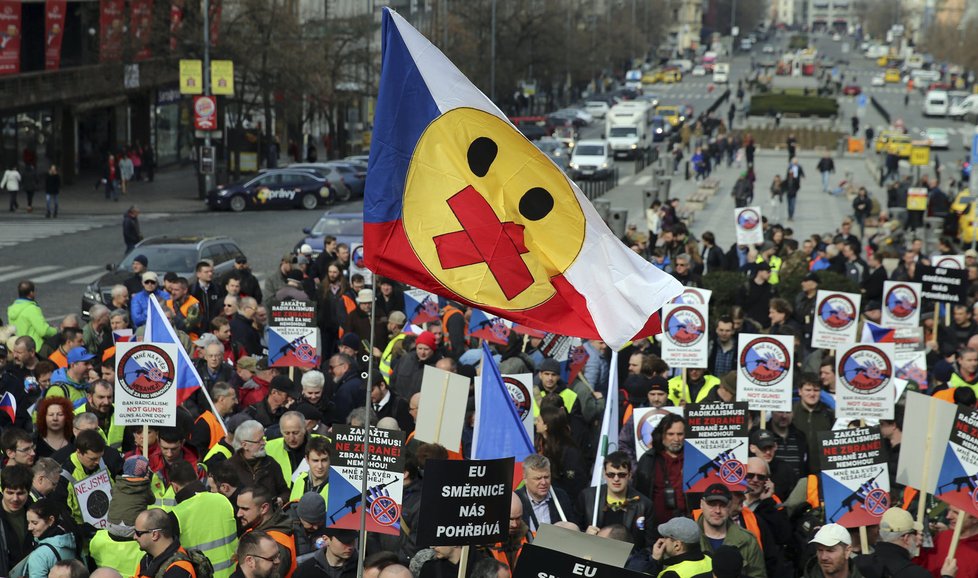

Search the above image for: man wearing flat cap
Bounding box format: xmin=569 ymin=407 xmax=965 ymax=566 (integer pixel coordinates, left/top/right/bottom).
xmin=649 ymin=516 xmax=712 ymax=578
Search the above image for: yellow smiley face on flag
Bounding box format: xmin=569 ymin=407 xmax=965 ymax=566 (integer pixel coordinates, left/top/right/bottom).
xmin=402 ymin=108 xmax=585 ymax=311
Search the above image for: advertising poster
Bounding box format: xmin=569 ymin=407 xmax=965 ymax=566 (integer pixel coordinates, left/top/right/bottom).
xmin=325 ymin=425 xmax=405 ymax=536
xmin=193 ymin=96 xmax=218 ymax=130
xmin=633 ymin=406 xmax=684 ymax=459
xmin=99 ymin=0 xmax=125 ymax=62
xmin=130 ymin=0 xmax=153 ymax=61
xmin=211 ymin=60 xmax=234 ymax=95
xmin=811 ymin=290 xmax=861 ymax=350
xmin=179 ymin=58 xmax=202 ymax=94
xmin=683 ymin=402 xmax=749 ymax=492
xmin=836 ymin=343 xmax=895 ymax=421
xmin=819 ymin=427 xmax=890 ymax=528
xmin=736 ymin=334 xmax=793 ymax=412
xmin=44 ymin=0 xmax=66 ymax=70
xmin=418 ymin=458 xmax=513 ymax=546
xmin=0 ymin=1 xmax=21 ymax=75
xmin=660 ymin=303 xmax=709 ymax=368
xmin=734 ymin=207 xmax=764 ymax=245
xmin=881 ymin=281 xmax=921 ymax=328
xmin=114 ymin=342 xmax=178 ymax=427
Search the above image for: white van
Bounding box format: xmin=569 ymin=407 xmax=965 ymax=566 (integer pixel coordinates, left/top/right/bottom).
xmin=713 ymin=63 xmax=730 ymax=84
xmin=923 ymin=90 xmax=949 ymax=117
xmin=949 ymin=93 xmax=977 ymax=119
xmin=910 ymin=69 xmax=940 ymax=85
xmin=569 ymin=140 xmax=614 ymax=180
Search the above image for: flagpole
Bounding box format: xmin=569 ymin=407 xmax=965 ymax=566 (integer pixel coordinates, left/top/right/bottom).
xmin=356 ymin=287 xmax=378 ymax=578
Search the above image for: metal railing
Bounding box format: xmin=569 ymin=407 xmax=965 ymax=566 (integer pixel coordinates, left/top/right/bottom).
xmin=576 ymin=168 xmax=619 ymax=200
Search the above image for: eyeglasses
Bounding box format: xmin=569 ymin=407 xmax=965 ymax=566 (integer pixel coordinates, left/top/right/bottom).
xmin=250 ymin=553 xmax=281 ymax=564
xmin=14 ymin=445 xmax=35 ymax=453
xmin=605 ymin=472 xmax=629 ymax=479
xmin=242 ymin=438 xmax=265 ymax=445
xmin=745 ymin=473 xmax=769 ymax=481
xmin=133 ymin=528 xmax=161 ymax=537
xmin=143 ymin=280 xmax=157 ymax=285
xmin=224 ymin=304 xmax=235 ymax=308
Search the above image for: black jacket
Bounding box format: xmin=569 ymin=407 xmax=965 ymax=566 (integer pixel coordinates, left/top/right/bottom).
xmin=229 ymin=312 xmax=262 ymax=356
xmin=516 ymin=485 xmax=575 ymax=532
xmin=189 ymin=280 xmax=223 ymax=324
xmin=374 ymin=391 xmax=415 ymax=433
xmin=294 ymin=547 xmax=358 ymax=578
xmin=853 ymin=541 xmax=931 ymax=578
xmin=123 ymin=212 xmax=141 ymax=247
xmin=575 ymin=485 xmax=655 ymax=549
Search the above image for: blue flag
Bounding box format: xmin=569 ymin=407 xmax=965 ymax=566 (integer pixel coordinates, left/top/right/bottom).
xmin=472 ymin=343 xmax=534 ymax=461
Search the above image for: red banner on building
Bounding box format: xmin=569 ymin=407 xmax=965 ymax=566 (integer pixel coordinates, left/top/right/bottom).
xmin=99 ymin=0 xmax=125 ymax=62
xmin=169 ymin=0 xmax=184 ymax=51
xmin=131 ymin=0 xmax=153 ymax=61
xmin=209 ymin=0 xmax=221 ymax=47
xmin=0 ymin=1 xmax=22 ymax=76
xmin=44 ymin=0 xmax=67 ymax=70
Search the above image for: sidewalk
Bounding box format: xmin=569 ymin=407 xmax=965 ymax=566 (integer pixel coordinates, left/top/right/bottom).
xmin=45 ymin=165 xmax=206 ymax=216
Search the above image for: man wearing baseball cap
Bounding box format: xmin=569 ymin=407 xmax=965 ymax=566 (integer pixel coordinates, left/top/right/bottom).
xmin=853 ymin=508 xmax=930 ymax=578
xmin=697 ymin=484 xmax=765 ymax=578
xmin=649 ymin=516 xmax=713 ymax=577
xmin=46 ymin=346 xmax=95 ymax=405
xmin=805 ymin=523 xmax=863 ymax=578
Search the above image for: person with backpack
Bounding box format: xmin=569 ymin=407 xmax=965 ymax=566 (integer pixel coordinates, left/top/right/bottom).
xmin=15 ymin=498 xmax=80 ymax=578
xmin=134 ymin=508 xmax=213 ymax=578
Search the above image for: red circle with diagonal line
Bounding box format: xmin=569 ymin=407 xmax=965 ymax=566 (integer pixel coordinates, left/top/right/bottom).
xmin=720 ymin=459 xmax=746 ymax=485
xmin=370 ymin=496 xmax=400 ymax=527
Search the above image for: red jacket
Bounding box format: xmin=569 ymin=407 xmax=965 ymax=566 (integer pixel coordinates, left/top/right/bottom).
xmin=239 ymin=376 xmax=270 ymax=408
xmin=916 ymin=528 xmax=978 ymax=578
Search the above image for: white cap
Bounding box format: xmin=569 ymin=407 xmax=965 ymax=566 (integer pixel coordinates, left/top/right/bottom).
xmin=300 ymin=243 xmax=313 ymax=255
xmin=810 ymin=523 xmax=851 ymax=547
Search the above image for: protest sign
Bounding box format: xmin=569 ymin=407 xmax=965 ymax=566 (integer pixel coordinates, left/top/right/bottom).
xmin=114 ymin=342 xmax=178 ymax=427
xmin=836 ymin=343 xmax=895 ymax=421
xmin=469 ymin=308 xmax=512 ymax=346
xmin=897 ymin=392 xmax=956 ymax=493
xmin=540 ymin=334 xmax=571 ymax=362
xmin=349 ymin=241 xmax=372 ymax=285
xmin=326 ymin=425 xmax=405 ymax=536
xmin=475 ymin=373 xmax=535 ymax=442
xmin=907 ymin=187 xmax=928 ymax=210
xmin=881 ymin=281 xmax=921 ymax=328
xmin=683 ymin=402 xmax=749 ymax=492
xmin=514 ymin=544 xmax=649 ymax=578
xmin=532 ymin=525 xmax=632 ymax=567
xmin=404 ymin=288 xmax=441 ymax=326
xmin=74 ymin=469 xmax=112 ymax=528
xmin=414 ymin=366 xmax=470 ymax=449
xmin=269 ymin=298 xmax=317 ymax=327
xmin=268 ymin=327 xmax=320 ymax=368
xmin=419 ymin=457 xmax=513 ymax=546
xmin=934 ymin=407 xmax=978 ymax=519
xmin=734 ymin=207 xmax=764 ymax=245
xmin=671 ymin=287 xmax=713 ymax=305
xmin=633 ymin=406 xmax=684 ymax=458
xmin=660 ymin=304 xmax=709 ymax=368
xmin=918 ymin=264 xmax=969 ymax=305
xmin=931 ymin=255 xmax=965 ymax=270
xmin=861 ymin=322 xmax=928 ymax=392
xmin=811 ymin=291 xmax=861 ymax=350
xmin=819 ymin=427 xmax=890 ymax=528
xmin=736 ymin=334 xmax=793 ymax=412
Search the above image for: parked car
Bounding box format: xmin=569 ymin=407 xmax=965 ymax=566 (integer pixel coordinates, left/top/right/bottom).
xmin=584 ymin=100 xmax=611 ymax=119
xmin=82 ymin=236 xmax=243 ymax=318
xmin=288 ymin=163 xmax=357 ymax=201
xmin=842 ymin=85 xmax=862 ymax=96
xmin=207 ymin=168 xmax=335 ymax=211
xmin=920 ymin=127 xmax=950 ymax=149
xmin=295 ymin=211 xmax=363 ymax=256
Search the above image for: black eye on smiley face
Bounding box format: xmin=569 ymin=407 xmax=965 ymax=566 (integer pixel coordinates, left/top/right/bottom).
xmin=467 ymin=136 xmax=554 ymax=222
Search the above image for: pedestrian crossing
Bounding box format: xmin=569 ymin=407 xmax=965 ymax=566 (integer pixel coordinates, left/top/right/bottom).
xmin=0 ymin=264 xmax=106 ymax=285
xmin=0 ymin=213 xmax=171 ymax=250
xmin=619 ymin=174 xmax=655 ymax=186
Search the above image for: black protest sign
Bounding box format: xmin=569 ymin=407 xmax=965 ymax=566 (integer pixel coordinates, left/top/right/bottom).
xmin=418 ymin=457 xmax=513 ymax=546
xmin=514 ymin=544 xmax=650 ymax=578
xmin=918 ymin=265 xmax=968 ymax=305
xmin=269 ymin=298 xmax=317 ymax=328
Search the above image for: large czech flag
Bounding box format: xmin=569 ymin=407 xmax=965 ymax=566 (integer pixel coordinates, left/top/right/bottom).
xmin=363 ymin=9 xmax=682 ymax=349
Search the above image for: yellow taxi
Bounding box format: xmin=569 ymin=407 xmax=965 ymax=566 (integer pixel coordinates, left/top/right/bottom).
xmin=952 ymin=189 xmax=978 ymax=242
xmin=884 ymin=68 xmax=902 ymax=83
xmin=885 ymin=134 xmax=912 ymax=158
xmin=641 ymin=70 xmax=660 ymax=84
xmin=656 ymin=105 xmax=682 ymax=126
xmin=877 ymin=56 xmax=888 ymax=67
xmin=659 ymin=68 xmax=682 ymax=83
xmin=874 ymin=130 xmax=900 ymax=153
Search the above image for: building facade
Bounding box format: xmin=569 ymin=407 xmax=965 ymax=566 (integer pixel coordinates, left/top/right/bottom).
xmin=807 ymin=0 xmax=855 ymax=32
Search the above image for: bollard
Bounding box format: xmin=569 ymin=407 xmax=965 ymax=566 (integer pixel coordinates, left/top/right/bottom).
xmin=656 ymin=176 xmax=672 ymax=199
xmin=593 ymin=198 xmax=612 ymax=222
xmin=607 ymin=208 xmax=629 ymax=239
xmin=644 ymin=186 xmax=660 ymax=206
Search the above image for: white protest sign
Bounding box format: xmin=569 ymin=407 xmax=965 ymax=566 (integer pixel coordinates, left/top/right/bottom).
xmin=836 ymin=343 xmax=896 ymax=421
xmin=414 ymin=365 xmax=470 ymax=449
xmin=811 ymin=290 xmax=861 ymax=350
xmin=75 ymin=469 xmax=112 ymax=528
xmin=671 ymin=288 xmax=713 ymax=305
xmin=931 ymin=254 xmax=965 ymax=269
xmin=881 ymin=281 xmax=921 ymax=328
xmin=660 ymin=303 xmax=709 ymax=369
xmin=114 ymin=342 xmax=178 ymax=427
xmin=734 ymin=207 xmax=764 ymax=245
xmin=896 ymin=391 xmax=956 ymax=492
xmin=736 ymin=334 xmax=793 ymax=411
xmin=349 ymin=242 xmax=372 ymax=285
xmin=633 ymin=406 xmax=685 ymax=458
xmin=476 ymin=373 xmax=536 ymax=442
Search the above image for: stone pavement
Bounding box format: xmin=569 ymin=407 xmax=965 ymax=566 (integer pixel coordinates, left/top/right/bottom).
xmin=46 ymin=165 xmax=206 ymax=216
xmin=598 ymin=148 xmax=881 ymax=250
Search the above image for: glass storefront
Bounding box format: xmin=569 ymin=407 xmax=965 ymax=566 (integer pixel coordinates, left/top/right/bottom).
xmin=0 ymin=110 xmax=55 ymax=171
xmin=153 ymin=86 xmax=193 ymax=166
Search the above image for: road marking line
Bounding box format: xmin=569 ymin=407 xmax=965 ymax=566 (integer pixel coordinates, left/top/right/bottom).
xmin=0 ymin=265 xmax=59 ymax=283
xmin=70 ymin=271 xmax=109 ymax=285
xmin=635 ymin=175 xmax=653 ymax=185
xmin=32 ymin=265 xmax=104 ymax=284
